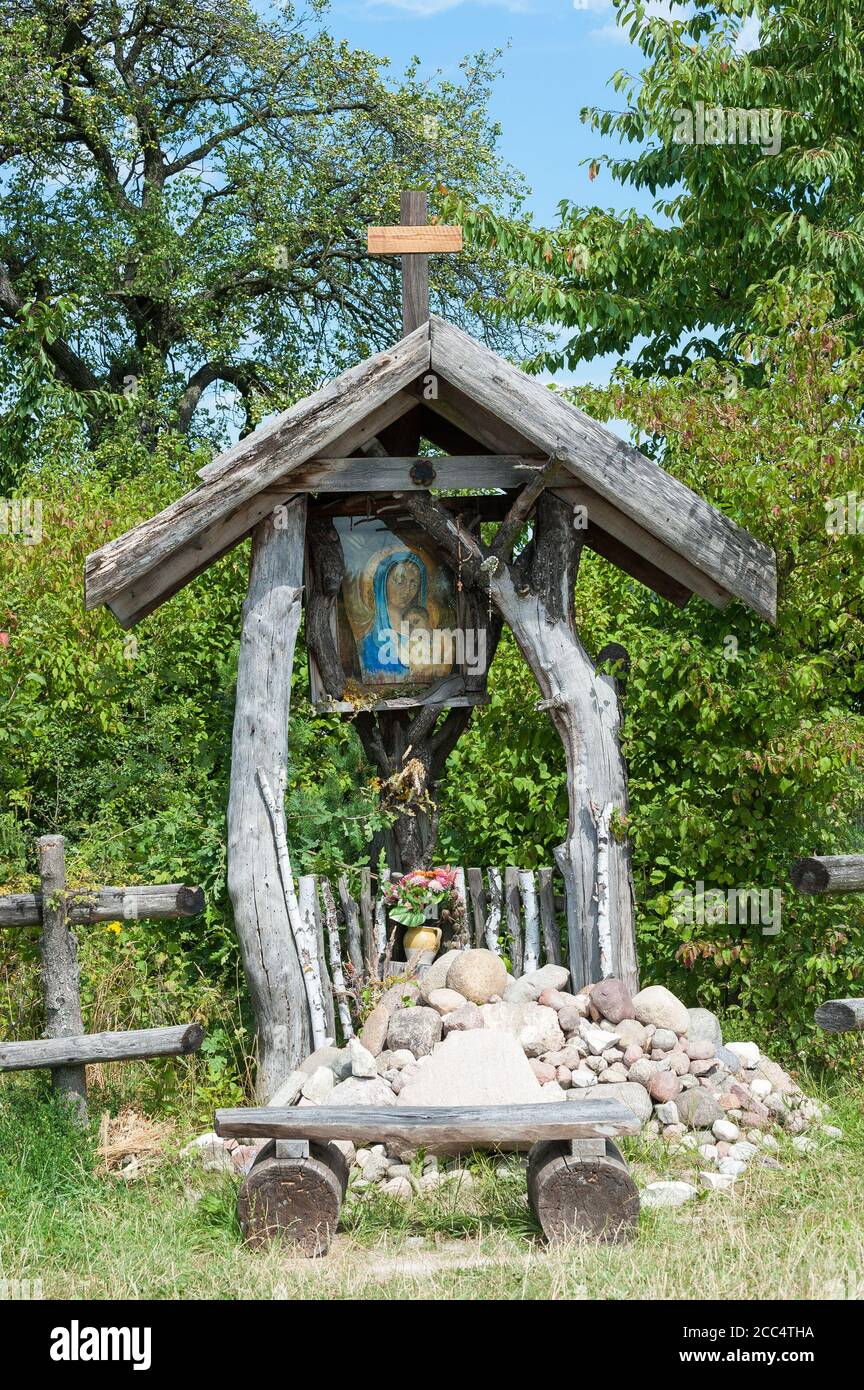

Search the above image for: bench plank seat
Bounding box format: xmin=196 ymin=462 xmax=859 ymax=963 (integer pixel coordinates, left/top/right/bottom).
xmin=215 ymin=1099 xmax=640 ymax=1149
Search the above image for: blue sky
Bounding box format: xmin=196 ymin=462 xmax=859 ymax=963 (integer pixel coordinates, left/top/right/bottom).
xmin=329 ymin=0 xmax=657 ymax=224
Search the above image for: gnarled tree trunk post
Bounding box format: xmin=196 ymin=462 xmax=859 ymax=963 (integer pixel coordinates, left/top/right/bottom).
xmin=228 ymin=500 xmax=312 ymax=1100
xmin=403 ymin=490 xmax=638 ymax=993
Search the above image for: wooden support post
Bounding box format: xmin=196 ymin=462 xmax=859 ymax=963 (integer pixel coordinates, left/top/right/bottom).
xmin=37 ymin=835 xmax=87 ymax=1122
xmin=401 ymin=190 xmax=428 ymax=338
xmin=227 ymin=500 xmax=313 ymax=1100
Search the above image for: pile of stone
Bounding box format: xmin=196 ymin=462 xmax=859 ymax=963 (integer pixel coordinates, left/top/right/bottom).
xmin=187 ymin=949 xmax=838 ymax=1202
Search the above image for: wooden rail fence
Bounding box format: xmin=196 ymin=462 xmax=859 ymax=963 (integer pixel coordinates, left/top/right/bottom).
xmin=0 ymin=835 xmax=205 ymax=1121
xmin=791 ymin=853 xmax=864 ymax=1033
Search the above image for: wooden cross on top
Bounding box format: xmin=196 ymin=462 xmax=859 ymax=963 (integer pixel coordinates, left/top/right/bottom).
xmin=367 ymin=191 xmax=463 ymax=338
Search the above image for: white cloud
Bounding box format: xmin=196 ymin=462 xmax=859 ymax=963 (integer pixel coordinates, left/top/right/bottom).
xmin=591 ymin=0 xmax=680 ymax=43
xmin=735 ymin=14 xmax=761 ymax=52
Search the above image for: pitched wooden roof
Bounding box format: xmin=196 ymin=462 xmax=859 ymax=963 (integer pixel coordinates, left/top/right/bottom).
xmin=85 ymin=316 xmax=776 ymax=628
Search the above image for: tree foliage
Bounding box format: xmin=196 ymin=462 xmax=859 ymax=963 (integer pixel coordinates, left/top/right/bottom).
xmin=442 ymin=0 xmax=864 ymax=374
xmin=0 ymin=0 xmax=528 ymax=473
xmin=440 ymin=284 xmax=864 ymax=1061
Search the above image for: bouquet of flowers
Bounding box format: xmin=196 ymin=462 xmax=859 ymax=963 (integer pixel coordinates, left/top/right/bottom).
xmin=384 ymin=867 xmax=458 ymax=929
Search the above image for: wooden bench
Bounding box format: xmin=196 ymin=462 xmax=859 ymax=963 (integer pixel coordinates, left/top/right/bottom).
xmin=215 ymin=1099 xmax=641 ymax=1256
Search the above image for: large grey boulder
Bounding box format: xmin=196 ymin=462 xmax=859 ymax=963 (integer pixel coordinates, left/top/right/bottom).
xmin=676 ymin=1088 xmax=724 ymax=1129
xmin=580 ymin=1080 xmax=652 ymax=1124
xmin=329 ymin=1075 xmax=397 ymax=1106
xmin=397 ymin=1030 xmax=555 ymax=1116
xmin=387 ymin=1005 xmax=442 ymax=1057
xmin=447 ymin=949 xmax=509 ymax=1005
xmin=687 ymin=1007 xmax=723 ymax=1047
xmin=480 ymin=1000 xmax=564 ymax=1057
xmin=631 ymin=985 xmax=690 ymax=1034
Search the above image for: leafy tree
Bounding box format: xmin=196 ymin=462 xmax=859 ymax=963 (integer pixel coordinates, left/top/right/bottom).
xmin=443 ymin=0 xmax=864 ymax=374
xmin=441 ymin=283 xmax=864 ymax=1061
xmin=0 ymin=0 xmax=527 ymax=477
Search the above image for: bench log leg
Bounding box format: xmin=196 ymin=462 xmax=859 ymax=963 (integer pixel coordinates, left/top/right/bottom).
xmin=527 ymin=1138 xmax=639 ymax=1244
xmin=237 ymin=1139 xmax=348 ymax=1256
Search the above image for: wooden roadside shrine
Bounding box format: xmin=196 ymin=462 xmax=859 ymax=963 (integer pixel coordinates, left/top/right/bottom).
xmin=791 ymin=853 xmax=864 ymax=1033
xmin=0 ymin=834 xmax=205 ymax=1121
xmin=84 ymin=191 xmax=777 ymax=1098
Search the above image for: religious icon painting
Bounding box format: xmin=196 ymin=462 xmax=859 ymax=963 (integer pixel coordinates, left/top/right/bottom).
xmin=335 ymin=517 xmax=459 ymax=688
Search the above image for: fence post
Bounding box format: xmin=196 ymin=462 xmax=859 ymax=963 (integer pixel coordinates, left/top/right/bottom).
xmin=37 ymin=835 xmax=87 ymax=1123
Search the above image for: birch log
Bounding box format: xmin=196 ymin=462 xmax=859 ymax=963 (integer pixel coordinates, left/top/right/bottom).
xmin=519 ymin=870 xmax=541 ymax=974
xmin=320 ymin=878 xmax=355 ymax=1040
xmin=258 ymin=772 xmax=329 ymax=1052
xmin=38 ymin=835 xmax=87 ymax=1120
xmin=298 ymin=875 xmax=333 ymax=1042
xmin=402 ymin=490 xmax=639 ymax=994
xmin=226 ymin=501 xmax=313 ymax=1099
xmin=373 ymin=868 xmax=391 ymax=971
xmin=485 ymin=868 xmax=503 ymax=955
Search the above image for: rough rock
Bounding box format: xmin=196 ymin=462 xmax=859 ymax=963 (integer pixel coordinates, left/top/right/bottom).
xmin=569 ymin=1068 xmax=597 ymax=1088
xmin=589 ymin=977 xmax=635 ymax=1024
xmin=712 ymin=1118 xmax=741 ymax=1143
xmin=538 ymin=988 xmax=580 ymax=1011
xmin=683 ymin=1039 xmax=715 ymax=1061
xmin=480 ymin=1000 xmax=564 ymax=1057
xmin=441 ymin=1001 xmax=485 ymax=1033
xmin=599 ymin=1062 xmax=629 ymax=1083
xmin=387 ymin=1006 xmax=442 ymax=1057
xmin=300 ymin=1045 xmax=351 ymax=1080
xmin=381 ymin=980 xmax=422 ymax=1015
xmin=641 ymin=1181 xmax=698 ymax=1208
xmin=615 ymin=1018 xmax=650 ymax=1050
xmin=627 ymin=1058 xmax=656 ymax=1088
xmin=348 ymin=1036 xmax=378 ymax=1079
xmin=418 ymin=951 xmax=461 ymax=1002
xmin=652 ymin=1028 xmax=678 ymax=1052
xmin=530 ymin=1059 xmax=557 ymax=1084
xmin=655 ymin=1100 xmax=680 ymax=1125
xmin=578 ymin=1018 xmax=620 ymax=1055
xmin=686 ymin=1007 xmax=723 ymax=1047
xmin=301 ymin=1066 xmax=336 ymax=1103
xmin=726 ymin=1041 xmax=760 ymax=1069
xmin=631 ymin=985 xmax=689 ymax=1034
xmin=523 ymin=964 xmax=571 ymax=995
xmin=557 ymin=1003 xmax=588 ymax=1033
xmin=714 ymin=1043 xmax=743 ymax=1072
xmin=649 ymin=1070 xmax=680 ymax=1103
xmin=675 ymin=1088 xmax=723 ymax=1130
xmin=717 ymin=1158 xmax=747 ymax=1177
xmin=380 ymin=1176 xmax=413 ymax=1199
xmin=397 ymin=1029 xmax=554 ymax=1116
xmin=330 ymin=1075 xmax=397 ymax=1107
xmin=428 ymin=988 xmax=468 ymax=1016
xmin=360 ymin=1005 xmax=390 ymax=1058
xmin=266 ymin=1069 xmax=305 ymax=1108
xmin=581 ymin=1080 xmax=653 ymax=1124
xmin=751 ymin=1058 xmax=797 ymax=1095
xmin=699 ymin=1171 xmax=737 ymax=1191
xmin=447 ymin=949 xmax=509 ymax=1005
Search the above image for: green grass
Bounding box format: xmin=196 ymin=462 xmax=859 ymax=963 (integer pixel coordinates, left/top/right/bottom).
xmin=1 ymin=1073 xmax=863 ymax=1300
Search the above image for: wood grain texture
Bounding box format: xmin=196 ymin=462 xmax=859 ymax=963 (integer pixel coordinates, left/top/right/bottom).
xmin=814 ymin=998 xmax=864 ymax=1032
xmin=537 ymin=868 xmax=562 ymax=967
xmin=527 ymin=1138 xmax=639 ymax=1243
xmin=236 ymin=1146 xmax=343 ymax=1256
xmin=0 ymin=1023 xmax=203 ymax=1071
xmin=400 ymin=190 xmax=429 ymax=337
xmin=226 ymin=501 xmax=312 ymax=1099
xmin=291 ymin=455 xmax=543 ymax=492
xmin=367 ymin=226 xmax=463 ymax=254
xmin=430 ymin=316 xmax=776 ymax=622
xmin=0 ymin=883 xmax=204 ymax=928
xmin=215 ymin=1100 xmax=641 ymax=1146
xmin=791 ymin=855 xmax=864 ymax=894
xmin=557 ymin=483 xmax=730 ymax=609
xmin=37 ymin=836 xmax=87 ymax=1117
xmin=85 ymin=327 xmax=430 ymax=612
